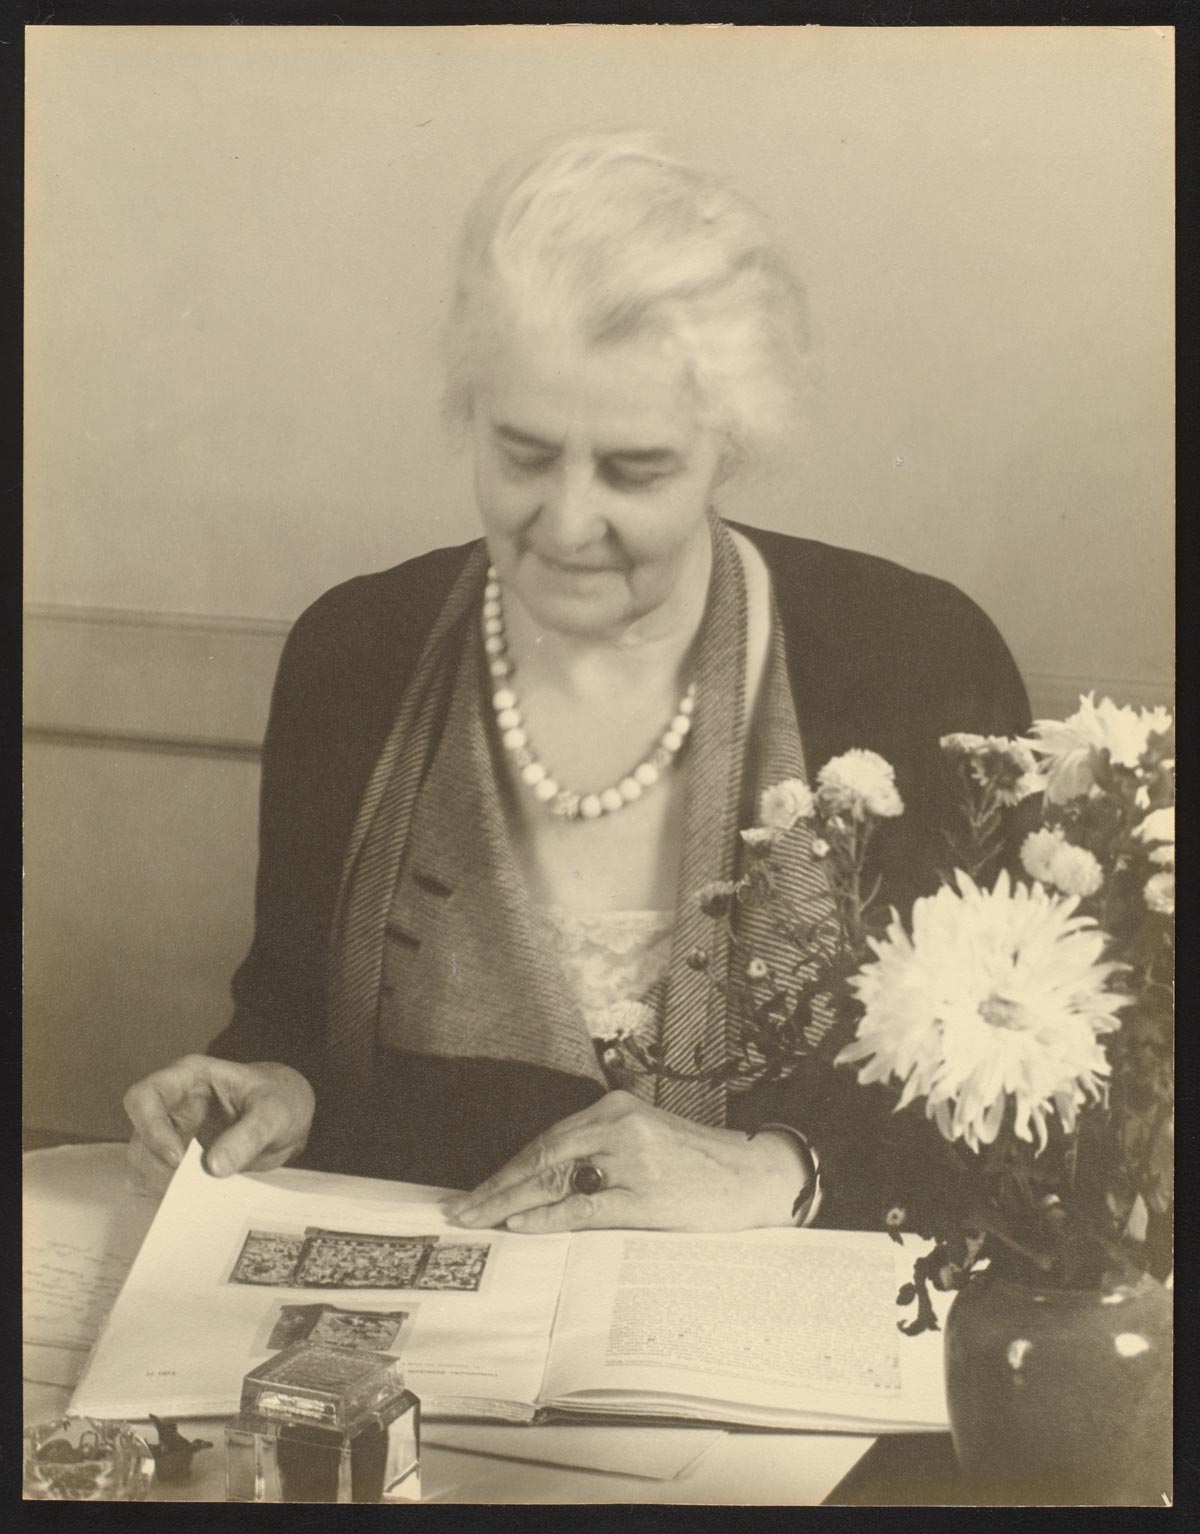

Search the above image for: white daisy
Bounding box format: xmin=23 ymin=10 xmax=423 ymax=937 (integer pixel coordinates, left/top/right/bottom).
xmin=759 ymin=779 xmax=815 ymax=832
xmin=836 ymin=871 xmax=1127 ymax=1153
xmin=817 ymin=750 xmax=904 ymax=820
xmin=1025 ymin=694 xmax=1173 ymax=804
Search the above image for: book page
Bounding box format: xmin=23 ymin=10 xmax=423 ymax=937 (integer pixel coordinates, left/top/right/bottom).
xmin=23 ymin=1143 xmax=160 ymax=1353
xmin=542 ymin=1227 xmax=948 ymax=1430
xmin=71 ymin=1142 xmax=569 ymax=1421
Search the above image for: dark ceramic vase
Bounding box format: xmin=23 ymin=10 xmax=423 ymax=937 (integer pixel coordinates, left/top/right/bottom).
xmin=944 ymin=1269 xmax=1172 ymax=1506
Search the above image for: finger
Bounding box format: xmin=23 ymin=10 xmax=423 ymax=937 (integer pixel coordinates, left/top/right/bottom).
xmin=449 ymin=1159 xmax=582 ymax=1229
xmin=204 ymin=1094 xmax=292 ymax=1177
xmin=448 ymin=1125 xmax=611 ymax=1226
xmin=446 ymin=1140 xmax=565 ymax=1215
xmin=505 ymin=1189 xmax=634 ymax=1234
xmin=125 ymin=1134 xmax=177 ymax=1195
xmin=123 ymin=1072 xmax=198 ymax=1168
xmin=447 ymin=1101 xmax=616 ymax=1218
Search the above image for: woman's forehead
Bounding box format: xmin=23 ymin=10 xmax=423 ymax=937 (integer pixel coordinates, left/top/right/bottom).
xmin=477 ymin=326 xmax=703 ymax=449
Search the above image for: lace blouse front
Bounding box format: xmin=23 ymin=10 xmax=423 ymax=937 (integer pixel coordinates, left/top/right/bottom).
xmin=534 ymin=904 xmax=674 ymax=1069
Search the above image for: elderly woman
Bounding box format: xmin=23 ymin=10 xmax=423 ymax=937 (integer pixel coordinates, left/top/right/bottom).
xmin=125 ymin=132 xmax=1029 ymax=1233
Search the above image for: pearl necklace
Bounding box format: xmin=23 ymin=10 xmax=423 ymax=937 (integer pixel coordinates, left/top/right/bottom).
xmin=482 ymin=567 xmax=695 ymax=821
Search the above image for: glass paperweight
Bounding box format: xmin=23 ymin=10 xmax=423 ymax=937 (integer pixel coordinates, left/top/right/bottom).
xmin=224 ymin=1342 xmax=420 ymax=1503
xmin=23 ymin=1417 xmax=155 ymax=1501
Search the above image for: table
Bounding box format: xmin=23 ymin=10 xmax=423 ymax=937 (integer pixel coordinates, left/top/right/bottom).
xmin=23 ymin=1140 xmax=959 ymax=1505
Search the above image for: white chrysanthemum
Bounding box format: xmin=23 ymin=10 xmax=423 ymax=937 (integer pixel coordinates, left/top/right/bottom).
xmin=1135 ymin=806 xmax=1175 ymax=867
xmin=836 ymin=870 xmax=1127 ymax=1154
xmin=1047 ymin=844 xmax=1105 ymax=899
xmin=817 ymin=750 xmax=904 ymax=820
xmin=1144 ymin=870 xmax=1175 ymax=916
xmin=1021 ymin=827 xmax=1067 ymax=884
xmin=1025 ymin=694 xmax=1173 ymax=804
xmin=759 ymin=779 xmax=815 ymax=832
xmin=1020 ymin=829 xmax=1103 ymax=898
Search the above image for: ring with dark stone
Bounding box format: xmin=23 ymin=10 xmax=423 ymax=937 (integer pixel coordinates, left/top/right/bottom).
xmin=570 ymin=1161 xmax=605 ymax=1197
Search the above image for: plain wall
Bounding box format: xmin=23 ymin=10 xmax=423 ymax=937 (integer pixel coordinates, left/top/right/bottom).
xmin=24 ymin=26 xmax=1174 ymax=1139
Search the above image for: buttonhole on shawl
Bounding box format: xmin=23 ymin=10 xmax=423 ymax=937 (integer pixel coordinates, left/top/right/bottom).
xmin=413 ymin=871 xmax=454 ymax=899
xmin=385 ymin=922 xmax=421 ymax=951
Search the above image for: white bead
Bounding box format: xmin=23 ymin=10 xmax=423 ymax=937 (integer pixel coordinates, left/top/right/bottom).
xmin=634 ymin=763 xmax=659 ymax=788
xmin=497 ymin=708 xmax=521 ymax=730
xmin=482 ymin=599 xmax=501 ymax=620
xmin=485 ymin=580 xmax=501 ymax=600
xmin=484 ymin=635 xmax=505 ymax=656
xmin=484 ymin=617 xmax=503 ymax=636
xmin=618 ymin=776 xmax=642 ymax=802
xmin=599 ymin=787 xmax=624 ymax=814
xmin=671 ymin=714 xmax=691 ymax=735
xmin=534 ymin=777 xmax=559 ymax=802
xmin=489 ymin=658 xmax=510 ymax=678
xmin=679 ymin=693 xmax=695 ymax=715
xmin=662 ymin=730 xmax=682 ymax=753
xmin=492 ymin=688 xmax=517 ymax=711
xmin=502 ymin=727 xmax=527 ymax=750
xmin=579 ymin=795 xmax=603 ymax=820
xmin=521 ymin=761 xmax=547 ymax=786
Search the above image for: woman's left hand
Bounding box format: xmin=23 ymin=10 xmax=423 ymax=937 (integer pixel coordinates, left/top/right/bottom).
xmin=444 ymin=1090 xmax=811 ymax=1233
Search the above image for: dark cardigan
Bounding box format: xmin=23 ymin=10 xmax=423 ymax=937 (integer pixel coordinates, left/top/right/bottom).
xmin=209 ymin=522 xmax=1031 ymax=1225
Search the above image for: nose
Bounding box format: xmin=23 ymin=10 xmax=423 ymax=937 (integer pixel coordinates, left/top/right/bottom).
xmin=537 ymin=465 xmax=605 ymax=553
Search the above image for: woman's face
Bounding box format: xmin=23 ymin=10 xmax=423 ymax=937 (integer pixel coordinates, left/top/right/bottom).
xmin=470 ymin=323 xmax=724 ymax=642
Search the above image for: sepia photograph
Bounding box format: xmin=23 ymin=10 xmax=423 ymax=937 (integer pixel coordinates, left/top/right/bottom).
xmin=23 ymin=22 xmax=1173 ymax=1507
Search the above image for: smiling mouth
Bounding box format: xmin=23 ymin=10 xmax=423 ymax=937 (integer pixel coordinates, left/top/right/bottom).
xmin=536 ymin=554 xmax=618 ymax=575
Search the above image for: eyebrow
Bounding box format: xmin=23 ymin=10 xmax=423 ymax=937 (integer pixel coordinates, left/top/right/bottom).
xmin=493 ymin=424 xmax=682 ymax=466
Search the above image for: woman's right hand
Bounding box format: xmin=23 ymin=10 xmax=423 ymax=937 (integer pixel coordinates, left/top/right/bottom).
xmin=123 ymin=1054 xmax=316 ymax=1193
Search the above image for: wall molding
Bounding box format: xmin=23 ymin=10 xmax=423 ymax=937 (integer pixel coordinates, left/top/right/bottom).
xmin=23 ymin=600 xmax=291 ymax=638
xmin=1020 ymin=670 xmax=1174 ymax=721
xmin=25 ymin=603 xmax=289 ymax=753
xmin=24 ymin=602 xmax=1174 ymax=762
xmin=23 ymin=723 xmax=265 ymax=763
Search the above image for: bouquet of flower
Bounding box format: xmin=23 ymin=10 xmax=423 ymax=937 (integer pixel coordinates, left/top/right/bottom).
xmin=616 ymin=696 xmax=1174 ymax=1333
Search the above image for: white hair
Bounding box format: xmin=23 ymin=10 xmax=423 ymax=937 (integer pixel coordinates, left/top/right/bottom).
xmin=444 ymin=130 xmax=809 ymax=459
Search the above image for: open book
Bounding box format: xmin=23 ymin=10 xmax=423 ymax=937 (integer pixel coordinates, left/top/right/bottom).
xmin=71 ymin=1142 xmax=949 ymax=1433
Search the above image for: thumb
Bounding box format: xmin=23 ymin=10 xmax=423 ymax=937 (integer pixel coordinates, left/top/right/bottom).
xmin=205 ymin=1093 xmax=290 ymax=1178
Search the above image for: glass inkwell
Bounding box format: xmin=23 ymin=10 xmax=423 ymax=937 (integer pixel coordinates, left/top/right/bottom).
xmin=225 ymin=1342 xmax=420 ymax=1503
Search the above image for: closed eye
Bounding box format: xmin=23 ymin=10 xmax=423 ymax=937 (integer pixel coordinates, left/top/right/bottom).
xmin=501 ymin=446 xmax=558 ymax=475
xmin=602 ymin=458 xmax=678 ymax=492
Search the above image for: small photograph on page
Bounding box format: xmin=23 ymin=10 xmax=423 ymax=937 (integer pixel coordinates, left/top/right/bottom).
xmin=292 ymin=1232 xmax=436 ymax=1289
xmin=253 ymin=1301 xmax=418 ymax=1354
xmin=416 ymin=1243 xmax=491 ymax=1293
xmin=227 ymin=1228 xmax=306 ymax=1286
